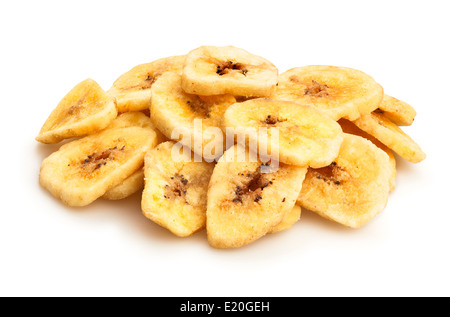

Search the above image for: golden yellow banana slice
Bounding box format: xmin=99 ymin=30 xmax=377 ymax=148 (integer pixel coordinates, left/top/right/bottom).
xmin=108 ymin=55 xmax=185 ymax=112
xmin=207 ymin=144 xmax=307 ymax=248
xmin=298 ymin=133 xmax=392 ymax=228
xmin=338 ymin=118 xmax=396 ymax=192
xmin=224 ymin=98 xmax=343 ymax=168
xmin=141 ymin=141 xmax=215 ymax=237
xmin=102 ymin=167 xmax=144 ymax=200
xmin=273 ymin=66 xmax=384 ymax=121
xmin=151 ymin=71 xmax=236 ymax=160
xmin=107 ymin=111 xmax=167 ymax=143
xmin=375 ymin=94 xmax=416 ymax=126
xmin=181 ymin=46 xmax=278 ymax=97
xmin=36 ymin=79 xmax=117 ymax=144
xmin=352 ymin=112 xmax=426 ymax=163
xmin=39 ymin=126 xmax=157 ymax=206
xmin=269 ymin=204 xmax=301 ymax=234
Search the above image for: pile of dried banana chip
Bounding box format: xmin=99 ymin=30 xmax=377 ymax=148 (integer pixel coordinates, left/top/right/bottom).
xmin=37 ymin=45 xmax=425 ymax=248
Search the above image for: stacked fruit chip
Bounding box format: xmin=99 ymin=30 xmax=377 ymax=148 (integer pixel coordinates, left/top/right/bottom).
xmin=36 ymin=45 xmax=426 ymax=248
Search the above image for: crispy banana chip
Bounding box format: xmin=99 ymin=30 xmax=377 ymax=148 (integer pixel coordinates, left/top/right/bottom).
xmin=269 ymin=204 xmax=301 ymax=234
xmin=352 ymin=112 xmax=426 ymax=163
xmin=272 ymin=66 xmax=383 ymax=121
xmin=36 ymin=79 xmax=117 ymax=144
xmin=107 ymin=111 xmax=167 ymax=143
xmin=298 ymin=133 xmax=391 ymax=228
xmin=207 ymin=144 xmax=307 ymax=248
xmin=108 ymin=55 xmax=185 ymax=112
xmin=339 ymin=118 xmax=396 ymax=192
xmin=141 ymin=141 xmax=215 ymax=237
xmin=102 ymin=167 xmax=144 ymax=200
xmin=182 ymin=45 xmax=278 ymax=97
xmin=224 ymin=98 xmax=343 ymax=168
xmin=375 ymin=94 xmax=416 ymax=126
xmin=151 ymin=71 xmax=236 ymax=160
xmin=39 ymin=127 xmax=157 ymax=206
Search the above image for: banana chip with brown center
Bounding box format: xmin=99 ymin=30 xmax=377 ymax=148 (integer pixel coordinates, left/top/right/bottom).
xmin=224 ymin=98 xmax=343 ymax=168
xmin=141 ymin=141 xmax=215 ymax=237
xmin=298 ymin=133 xmax=391 ymax=228
xmin=39 ymin=126 xmax=157 ymax=206
xmin=182 ymin=46 xmax=278 ymax=97
xmin=207 ymin=144 xmax=307 ymax=248
xmin=273 ymin=66 xmax=383 ymax=121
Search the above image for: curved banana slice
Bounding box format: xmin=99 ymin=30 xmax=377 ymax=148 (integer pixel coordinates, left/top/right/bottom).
xmin=181 ymin=45 xmax=278 ymax=97
xmin=298 ymin=133 xmax=391 ymax=228
xmin=108 ymin=55 xmax=185 ymax=112
xmin=352 ymin=112 xmax=426 ymax=163
xmin=269 ymin=204 xmax=301 ymax=234
xmin=102 ymin=167 xmax=144 ymax=200
xmin=207 ymin=144 xmax=307 ymax=249
xmin=39 ymin=126 xmax=157 ymax=206
xmin=338 ymin=119 xmax=396 ymax=192
xmin=272 ymin=66 xmax=383 ymax=121
xmin=375 ymin=94 xmax=416 ymax=126
xmin=151 ymin=71 xmax=236 ymax=160
xmin=224 ymin=98 xmax=343 ymax=168
xmin=36 ymin=79 xmax=117 ymax=144
xmin=107 ymin=111 xmax=167 ymax=143
xmin=141 ymin=141 xmax=215 ymax=237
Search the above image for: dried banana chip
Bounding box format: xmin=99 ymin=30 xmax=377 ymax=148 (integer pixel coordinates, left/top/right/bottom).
xmin=375 ymin=94 xmax=416 ymax=126
xmin=224 ymin=98 xmax=343 ymax=168
xmin=352 ymin=112 xmax=426 ymax=163
xmin=273 ymin=66 xmax=383 ymax=121
xmin=339 ymin=118 xmax=396 ymax=192
xmin=298 ymin=133 xmax=392 ymax=228
xmin=141 ymin=141 xmax=215 ymax=237
xmin=36 ymin=79 xmax=117 ymax=144
xmin=151 ymin=71 xmax=236 ymax=160
xmin=207 ymin=144 xmax=307 ymax=248
xmin=108 ymin=55 xmax=185 ymax=112
xmin=39 ymin=126 xmax=157 ymax=206
xmin=107 ymin=111 xmax=167 ymax=143
xmin=182 ymin=46 xmax=278 ymax=97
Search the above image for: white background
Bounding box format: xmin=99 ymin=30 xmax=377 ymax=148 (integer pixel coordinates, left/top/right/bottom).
xmin=1 ymin=0 xmax=449 ymax=297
